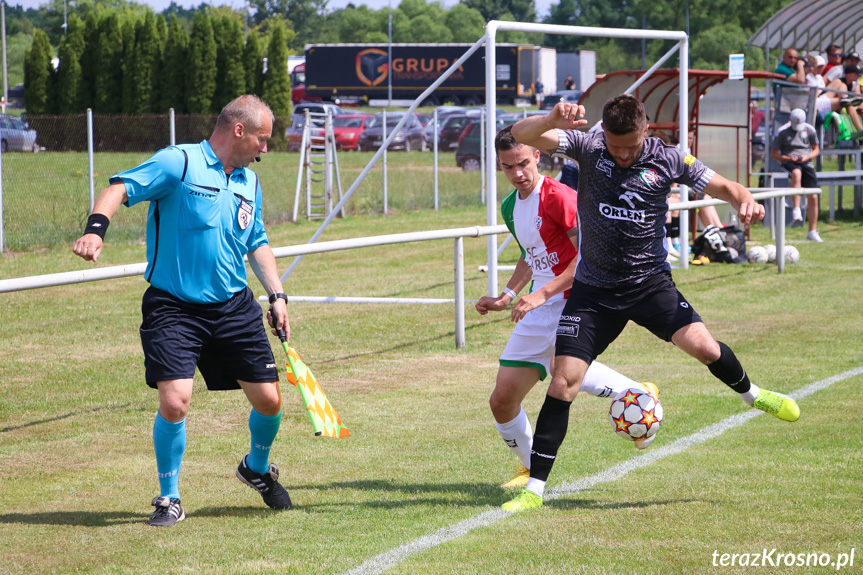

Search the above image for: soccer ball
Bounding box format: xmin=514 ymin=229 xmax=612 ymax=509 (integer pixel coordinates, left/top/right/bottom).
xmin=609 ymin=388 xmax=663 ymax=442
xmin=784 ymin=245 xmax=800 ymax=264
xmin=747 ymin=246 xmax=768 ymax=263
xmin=764 ymin=244 xmax=777 ymax=263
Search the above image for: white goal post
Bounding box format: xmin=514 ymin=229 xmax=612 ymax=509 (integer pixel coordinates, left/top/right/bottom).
xmin=481 ymin=21 xmax=689 ymax=296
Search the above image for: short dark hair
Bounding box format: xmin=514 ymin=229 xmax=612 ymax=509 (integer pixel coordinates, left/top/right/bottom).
xmin=495 ymin=125 xmax=522 ymax=154
xmin=602 ymin=94 xmax=647 ymax=135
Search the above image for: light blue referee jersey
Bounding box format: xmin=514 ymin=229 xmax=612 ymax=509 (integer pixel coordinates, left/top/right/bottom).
xmin=113 ymin=140 xmax=269 ymax=304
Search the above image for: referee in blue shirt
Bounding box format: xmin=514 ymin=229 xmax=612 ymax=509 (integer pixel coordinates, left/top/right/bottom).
xmin=74 ymin=95 xmax=293 ymax=526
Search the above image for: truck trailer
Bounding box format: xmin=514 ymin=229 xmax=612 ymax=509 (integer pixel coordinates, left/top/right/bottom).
xmin=291 ymin=43 xmax=542 ymax=106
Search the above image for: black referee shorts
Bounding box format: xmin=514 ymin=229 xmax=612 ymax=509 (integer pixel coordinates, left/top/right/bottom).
xmin=140 ymin=286 xmax=278 ymax=390
xmin=555 ymin=271 xmax=703 ymax=364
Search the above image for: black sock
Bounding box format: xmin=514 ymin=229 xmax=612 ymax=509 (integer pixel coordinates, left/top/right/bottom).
xmin=707 ymin=341 xmax=751 ymax=393
xmin=529 ymin=395 xmax=572 ymax=482
xmin=666 ymin=216 xmax=680 ymax=239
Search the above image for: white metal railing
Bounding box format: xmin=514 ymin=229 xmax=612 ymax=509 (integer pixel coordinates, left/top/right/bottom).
xmin=0 ymin=224 xmax=508 ymax=349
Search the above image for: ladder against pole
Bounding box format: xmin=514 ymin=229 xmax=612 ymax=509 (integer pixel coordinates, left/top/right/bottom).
xmin=299 ymin=110 xmax=343 ymax=220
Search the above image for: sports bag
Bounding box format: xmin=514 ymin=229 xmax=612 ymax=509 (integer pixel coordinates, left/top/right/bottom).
xmin=692 ymin=225 xmax=747 ymax=264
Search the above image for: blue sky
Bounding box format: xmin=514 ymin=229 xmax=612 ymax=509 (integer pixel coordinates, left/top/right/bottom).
xmin=10 ymin=0 xmax=555 ymax=19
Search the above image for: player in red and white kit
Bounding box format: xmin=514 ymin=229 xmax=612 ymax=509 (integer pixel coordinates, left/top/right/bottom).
xmin=476 ymin=126 xmax=657 ymax=490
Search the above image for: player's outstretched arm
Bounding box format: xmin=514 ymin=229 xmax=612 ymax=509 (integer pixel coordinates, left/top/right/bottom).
xmin=475 ymin=256 xmax=532 ymax=316
xmin=511 ymin=103 xmax=587 ymax=152
xmin=72 ymin=182 xmax=128 ymax=263
xmin=703 ymin=174 xmax=765 ymax=226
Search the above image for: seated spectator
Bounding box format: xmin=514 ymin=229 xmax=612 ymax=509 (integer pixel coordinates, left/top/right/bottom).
xmin=825 ymin=64 xmax=863 ymax=132
xmin=822 ymin=44 xmax=843 ymax=77
xmin=806 ymin=54 xmax=859 ymax=126
xmin=824 ymin=51 xmax=861 ymax=83
xmin=775 ymin=48 xmax=807 ymax=83
xmin=770 ymin=109 xmax=823 ymax=242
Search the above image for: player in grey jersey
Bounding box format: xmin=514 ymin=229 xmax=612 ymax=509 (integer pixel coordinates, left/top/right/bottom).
xmin=501 ymin=94 xmax=801 ymax=513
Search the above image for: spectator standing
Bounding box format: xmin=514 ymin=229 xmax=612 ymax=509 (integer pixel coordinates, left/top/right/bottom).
xmin=535 ymin=78 xmax=544 ymax=106
xmin=770 ymin=108 xmax=823 ymax=242
xmin=563 ymin=75 xmax=576 ymax=91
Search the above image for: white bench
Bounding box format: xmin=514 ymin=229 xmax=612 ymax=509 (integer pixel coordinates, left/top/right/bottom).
xmin=769 ymin=170 xmax=863 ymax=221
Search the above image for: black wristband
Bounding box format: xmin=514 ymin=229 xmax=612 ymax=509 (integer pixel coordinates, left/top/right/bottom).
xmin=84 ymin=213 xmax=110 ymax=239
xmin=268 ymin=292 xmax=288 ymax=304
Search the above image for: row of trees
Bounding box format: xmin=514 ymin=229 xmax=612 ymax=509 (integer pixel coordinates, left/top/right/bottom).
xmin=24 ymin=9 xmax=291 ymax=116
xmin=19 ymin=0 xmax=797 ymax=115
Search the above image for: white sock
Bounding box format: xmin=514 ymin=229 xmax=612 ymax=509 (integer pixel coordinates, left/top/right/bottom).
xmin=740 ymin=383 xmax=760 ymax=406
xmin=495 ymin=407 xmax=533 ymax=468
xmin=580 ymin=361 xmax=647 ymax=398
xmin=526 ymin=478 xmax=546 ymax=497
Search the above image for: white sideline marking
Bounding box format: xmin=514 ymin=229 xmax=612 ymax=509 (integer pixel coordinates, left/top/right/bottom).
xmin=340 ymin=368 xmax=863 ymax=575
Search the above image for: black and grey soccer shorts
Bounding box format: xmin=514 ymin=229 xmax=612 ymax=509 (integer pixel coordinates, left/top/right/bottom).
xmin=555 ymin=271 xmax=702 ymax=364
xmin=140 ymin=286 xmax=278 ymax=390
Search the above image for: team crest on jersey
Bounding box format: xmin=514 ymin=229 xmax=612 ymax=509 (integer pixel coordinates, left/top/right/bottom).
xmin=640 ymin=168 xmax=658 ymax=185
xmin=237 ymin=199 xmax=253 ymax=230
xmin=534 ymin=216 xmax=542 ymax=230
xmin=596 ymin=156 xmax=615 ymax=178
xmin=684 ymin=153 xmax=696 ymax=166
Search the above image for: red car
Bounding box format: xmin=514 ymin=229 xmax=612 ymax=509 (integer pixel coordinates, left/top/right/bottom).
xmin=313 ymin=114 xmax=374 ymax=151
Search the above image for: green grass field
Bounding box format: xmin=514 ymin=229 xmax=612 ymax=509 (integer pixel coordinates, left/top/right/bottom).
xmin=1 ymin=204 xmax=862 ymax=574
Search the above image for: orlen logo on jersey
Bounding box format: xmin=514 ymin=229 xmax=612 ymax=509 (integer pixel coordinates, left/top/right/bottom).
xmin=599 ymin=202 xmax=646 ymax=223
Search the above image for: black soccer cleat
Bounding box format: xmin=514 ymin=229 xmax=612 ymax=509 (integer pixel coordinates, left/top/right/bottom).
xmin=236 ymin=455 xmax=293 ymax=510
xmin=149 ymin=496 xmax=185 ymax=527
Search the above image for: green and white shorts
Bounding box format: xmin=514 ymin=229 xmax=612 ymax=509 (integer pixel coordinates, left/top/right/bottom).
xmin=499 ymin=298 xmax=566 ymax=381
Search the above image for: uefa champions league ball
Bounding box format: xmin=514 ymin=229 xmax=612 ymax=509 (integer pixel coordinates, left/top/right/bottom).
xmin=765 ymin=244 xmax=777 ymax=263
xmin=747 ymin=246 xmax=768 ymax=263
xmin=784 ymin=245 xmax=800 ymax=264
xmin=609 ymin=388 xmax=663 ymax=442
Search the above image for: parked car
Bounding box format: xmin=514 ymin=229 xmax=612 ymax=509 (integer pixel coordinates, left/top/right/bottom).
xmin=286 ymin=103 xmax=345 ymax=152
xmin=312 ymin=113 xmax=374 ymax=151
xmin=437 ymin=114 xmax=474 ymax=151
xmin=357 ymin=112 xmax=427 ymax=152
xmin=455 ymin=119 xmax=563 ymax=172
xmin=539 ymin=89 xmax=584 ymax=110
xmin=0 ymin=115 xmax=39 ymax=153
xmin=423 ymin=105 xmax=467 ymax=146
xmin=292 ymin=102 xmax=344 ymax=117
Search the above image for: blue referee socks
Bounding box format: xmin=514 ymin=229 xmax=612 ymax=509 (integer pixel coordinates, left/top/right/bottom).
xmin=153 ymin=412 xmax=186 ymax=499
xmin=247 ymin=408 xmax=282 ymax=475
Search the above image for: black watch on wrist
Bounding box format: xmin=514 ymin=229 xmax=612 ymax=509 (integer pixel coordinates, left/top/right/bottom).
xmin=268 ymin=292 xmax=288 ymax=304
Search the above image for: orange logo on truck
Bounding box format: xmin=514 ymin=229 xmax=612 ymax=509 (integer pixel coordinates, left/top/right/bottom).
xmin=356 ymin=49 xmax=390 ymax=86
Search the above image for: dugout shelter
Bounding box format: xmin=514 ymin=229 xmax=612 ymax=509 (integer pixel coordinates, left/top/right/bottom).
xmin=577 ymin=69 xmax=782 ymax=188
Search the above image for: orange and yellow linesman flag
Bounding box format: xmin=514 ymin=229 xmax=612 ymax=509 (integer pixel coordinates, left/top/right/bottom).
xmin=277 ymin=330 xmax=349 ymax=438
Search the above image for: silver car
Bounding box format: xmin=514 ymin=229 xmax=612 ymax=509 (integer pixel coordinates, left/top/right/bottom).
xmin=0 ymin=115 xmax=39 ymax=153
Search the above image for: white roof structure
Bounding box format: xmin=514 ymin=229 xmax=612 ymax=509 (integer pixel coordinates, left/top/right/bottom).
xmin=748 ymin=0 xmax=863 ymax=54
